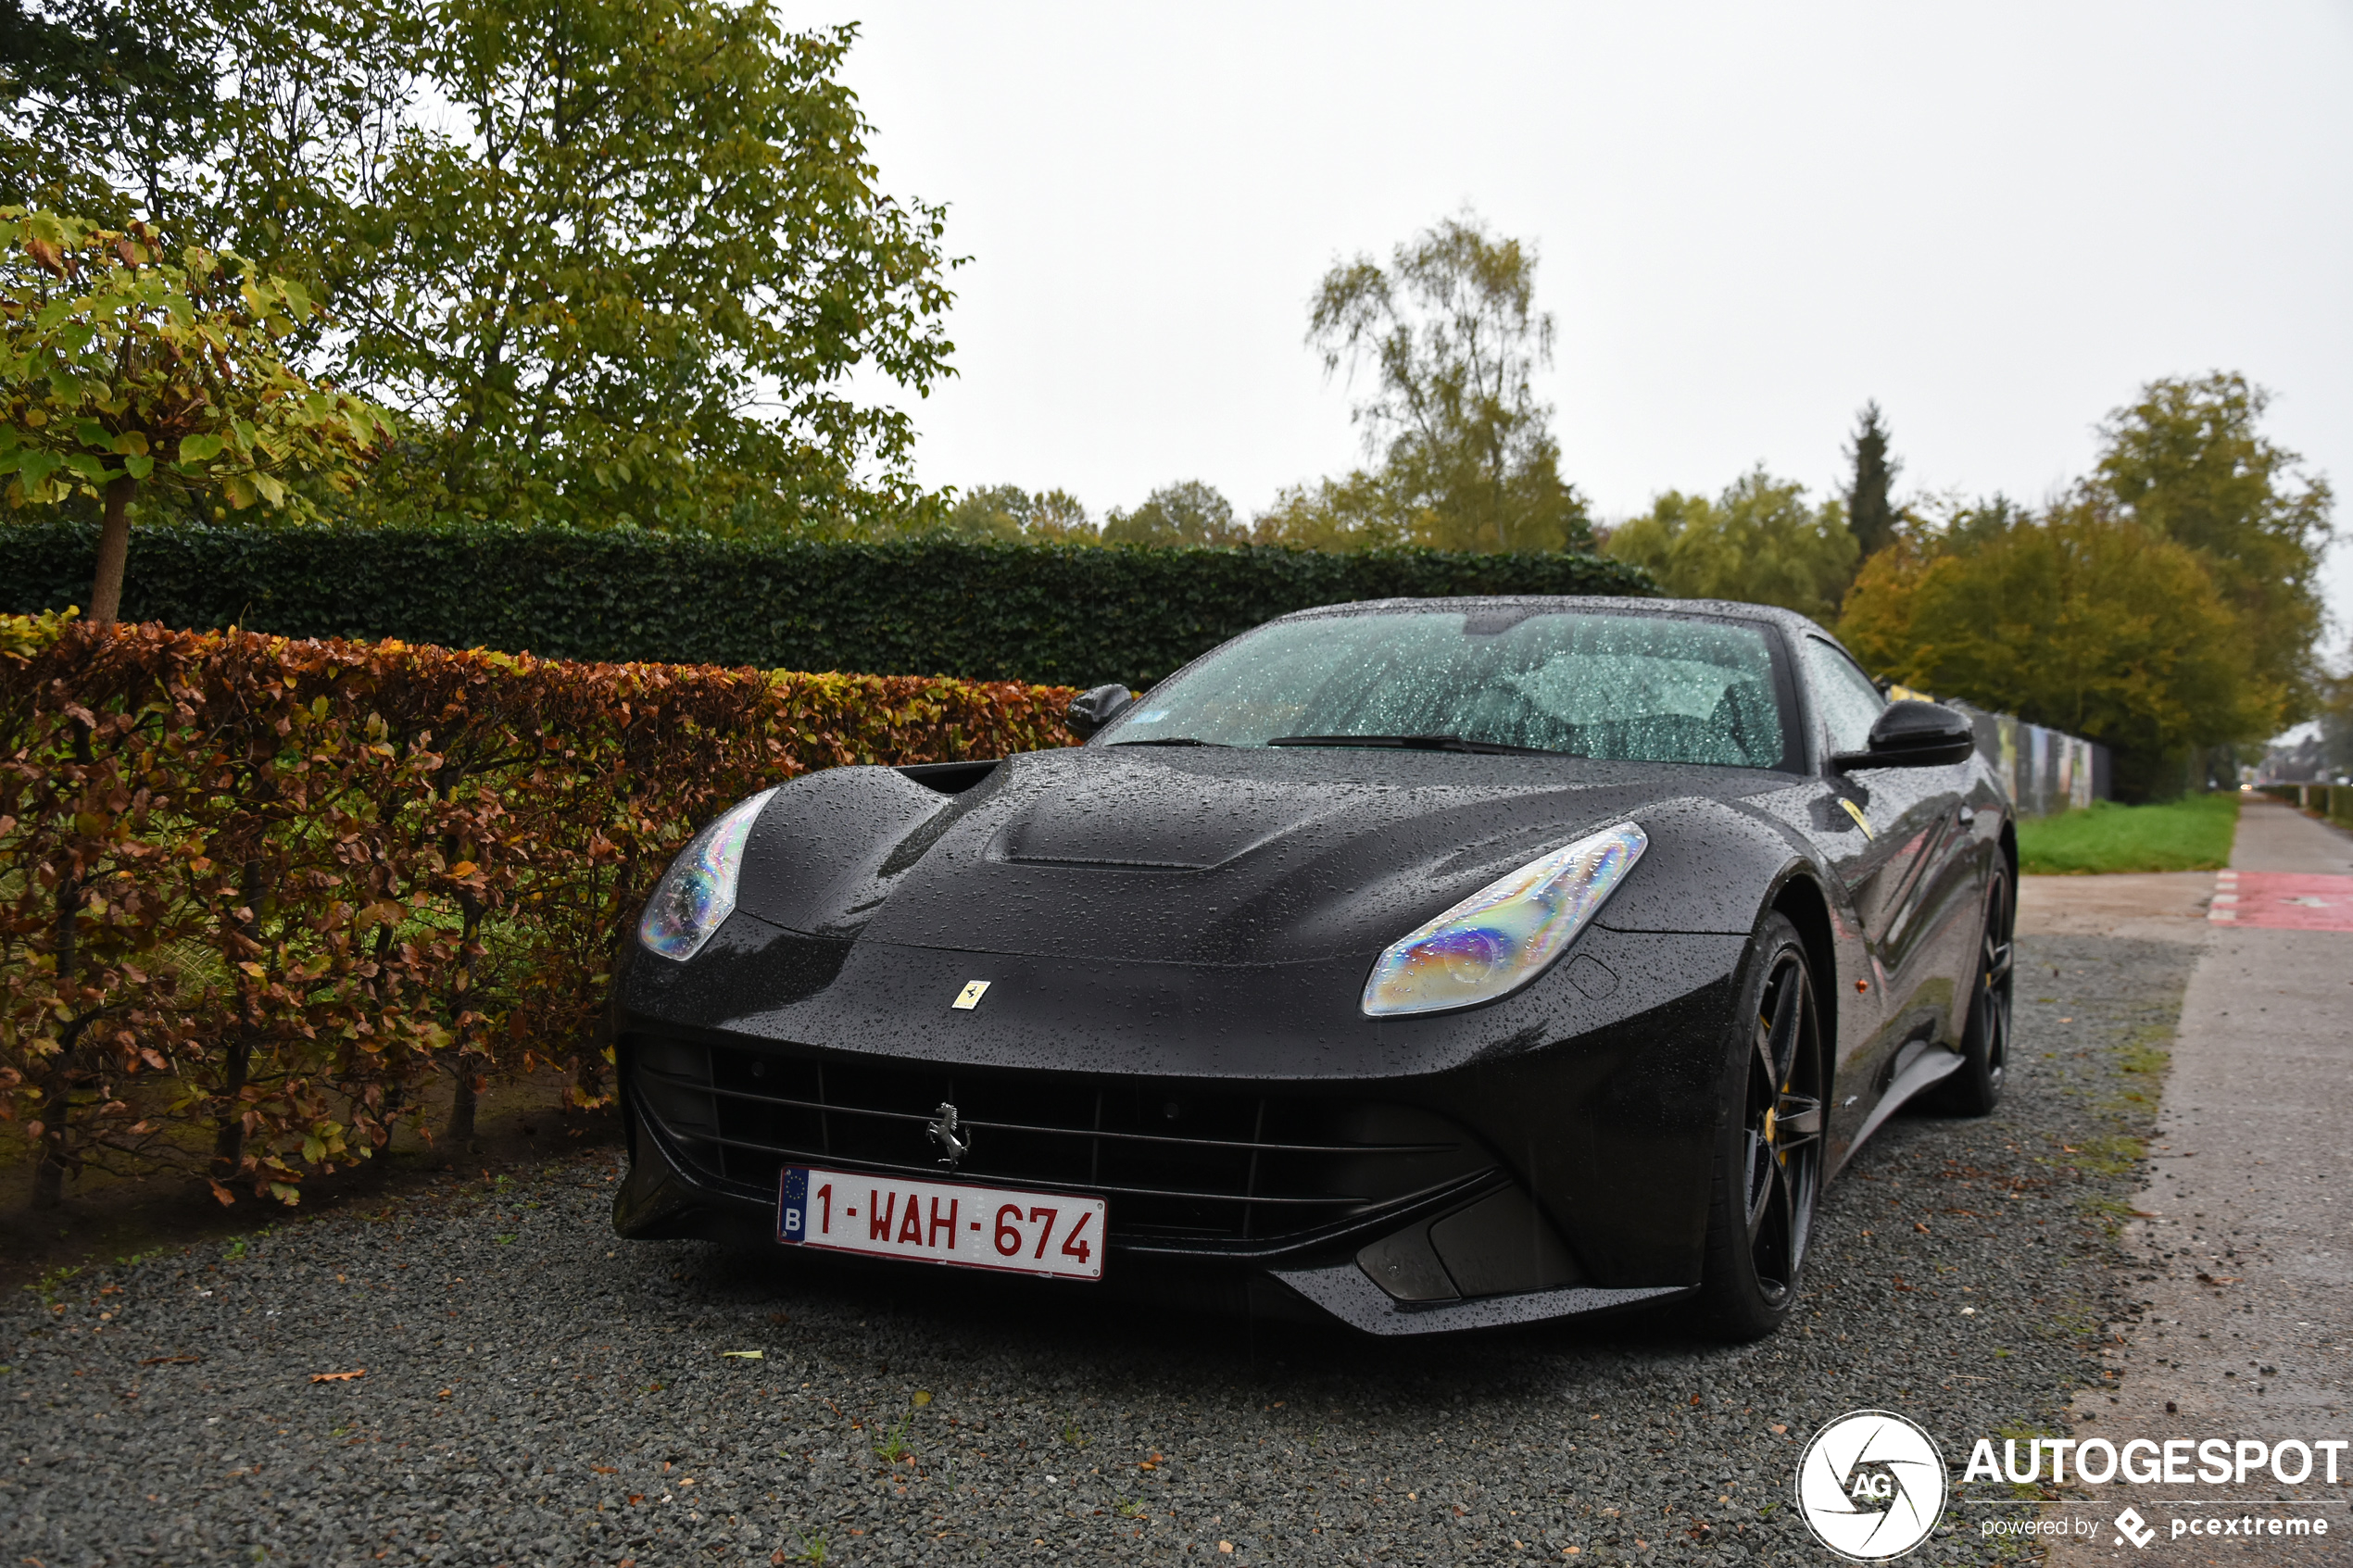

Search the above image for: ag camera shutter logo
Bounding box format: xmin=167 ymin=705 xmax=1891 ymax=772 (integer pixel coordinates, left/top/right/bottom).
xmin=1795 ymin=1410 xmax=1949 ymax=1561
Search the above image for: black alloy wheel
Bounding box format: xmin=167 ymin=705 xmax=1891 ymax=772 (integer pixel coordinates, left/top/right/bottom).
xmin=1925 ymin=872 xmax=2014 ymax=1116
xmin=1696 ymin=911 xmax=1825 ymax=1341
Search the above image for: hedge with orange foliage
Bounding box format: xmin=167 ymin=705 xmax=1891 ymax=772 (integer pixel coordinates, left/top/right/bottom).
xmin=0 ymin=612 xmax=1074 ymax=1207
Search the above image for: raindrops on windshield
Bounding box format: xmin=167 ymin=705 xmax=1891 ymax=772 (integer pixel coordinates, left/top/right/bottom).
xmin=1101 ymin=609 xmax=1784 ymax=768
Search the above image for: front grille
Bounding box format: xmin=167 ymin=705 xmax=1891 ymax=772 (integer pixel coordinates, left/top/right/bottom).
xmin=629 ymin=1035 xmax=1492 ymax=1247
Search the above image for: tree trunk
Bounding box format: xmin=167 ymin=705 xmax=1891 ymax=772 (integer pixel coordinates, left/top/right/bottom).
xmin=31 ymin=1149 xmax=66 ymax=1210
xmin=88 ymin=474 xmax=137 ymax=629
xmin=447 ymin=1063 xmax=478 ymax=1148
xmin=440 ymin=771 xmax=485 ymax=1150
xmin=211 ymin=1038 xmax=252 ymax=1178
xmin=212 ymin=859 xmax=265 ymax=1184
xmin=445 ymin=899 xmax=482 ymax=1148
xmin=34 ymin=851 xmax=85 ymax=1210
xmin=31 ymin=1057 xmax=71 ymax=1210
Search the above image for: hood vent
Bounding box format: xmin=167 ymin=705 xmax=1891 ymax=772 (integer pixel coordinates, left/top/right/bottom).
xmin=992 ymin=764 xmax=1379 ymax=870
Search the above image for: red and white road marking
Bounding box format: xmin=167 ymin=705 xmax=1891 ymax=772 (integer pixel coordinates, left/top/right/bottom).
xmin=2208 ymin=871 xmax=2353 ymax=932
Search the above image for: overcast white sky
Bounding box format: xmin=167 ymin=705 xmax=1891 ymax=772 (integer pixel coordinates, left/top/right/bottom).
xmin=802 ymin=1 xmax=2353 ymax=659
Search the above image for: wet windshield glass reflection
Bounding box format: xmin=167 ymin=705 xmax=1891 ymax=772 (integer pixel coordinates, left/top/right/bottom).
xmin=1103 ymin=609 xmax=1784 ymax=768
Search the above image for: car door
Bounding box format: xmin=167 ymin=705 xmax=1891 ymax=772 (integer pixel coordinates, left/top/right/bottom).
xmin=1796 ymin=637 xmax=1979 ymax=1083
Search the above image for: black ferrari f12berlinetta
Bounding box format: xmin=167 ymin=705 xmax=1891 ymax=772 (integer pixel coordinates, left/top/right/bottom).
xmin=613 ymin=596 xmax=2015 ymax=1339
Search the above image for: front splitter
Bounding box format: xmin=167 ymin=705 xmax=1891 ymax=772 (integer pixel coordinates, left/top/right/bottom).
xmin=1270 ymin=1262 xmax=1692 ymax=1336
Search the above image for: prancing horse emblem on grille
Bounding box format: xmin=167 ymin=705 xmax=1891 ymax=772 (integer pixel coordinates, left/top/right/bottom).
xmin=927 ymin=1102 xmax=971 ymax=1168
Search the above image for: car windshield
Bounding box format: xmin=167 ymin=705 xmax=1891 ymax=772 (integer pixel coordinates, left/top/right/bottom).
xmin=1100 ymin=608 xmax=1787 ymax=768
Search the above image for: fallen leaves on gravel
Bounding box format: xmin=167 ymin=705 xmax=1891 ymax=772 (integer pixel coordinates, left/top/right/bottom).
xmin=138 ymin=1355 xmax=199 ymax=1366
xmin=308 ymin=1369 xmax=365 ymax=1383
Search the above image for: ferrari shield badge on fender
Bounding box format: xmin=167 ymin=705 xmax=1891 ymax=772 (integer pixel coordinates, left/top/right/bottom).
xmin=1837 ymin=798 xmax=1875 ymax=839
xmin=951 ymin=980 xmax=990 ymax=1010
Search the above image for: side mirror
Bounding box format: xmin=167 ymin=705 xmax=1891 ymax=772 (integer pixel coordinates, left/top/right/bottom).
xmin=1831 ymin=700 xmax=1977 ymax=771
xmin=1065 ymin=684 xmax=1137 ymax=741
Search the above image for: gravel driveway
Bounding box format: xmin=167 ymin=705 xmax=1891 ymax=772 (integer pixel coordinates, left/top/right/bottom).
xmin=1 ymin=935 xmax=2190 ymax=1568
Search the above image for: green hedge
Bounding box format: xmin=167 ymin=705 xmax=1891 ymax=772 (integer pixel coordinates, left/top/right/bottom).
xmin=0 ymin=520 xmax=1657 ymax=685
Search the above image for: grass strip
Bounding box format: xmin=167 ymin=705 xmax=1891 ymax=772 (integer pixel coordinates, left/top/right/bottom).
xmin=2017 ymin=791 xmax=2239 ymax=875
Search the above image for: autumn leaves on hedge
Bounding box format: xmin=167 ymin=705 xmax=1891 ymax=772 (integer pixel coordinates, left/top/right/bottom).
xmin=0 ymin=613 xmax=1074 ymax=1207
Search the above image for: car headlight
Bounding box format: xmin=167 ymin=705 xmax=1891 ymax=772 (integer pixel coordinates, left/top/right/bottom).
xmin=1362 ymin=822 xmax=1648 ymax=1016
xmin=636 ymin=788 xmax=778 ymax=961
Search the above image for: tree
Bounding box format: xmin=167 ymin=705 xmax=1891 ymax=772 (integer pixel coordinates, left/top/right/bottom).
xmin=1 ymin=0 xmax=416 ymax=299
xmin=941 ymin=483 xmax=1096 ymax=543
xmin=1252 ymin=463 xmax=1594 ymax=554
xmin=1018 ymin=490 xmax=1098 ymax=543
xmin=1102 ymin=480 xmax=1244 ymax=546
xmin=2320 ymin=674 xmax=2353 ymax=781
xmin=6 ymin=0 xmax=958 ymax=537
xmin=1251 ymin=470 xmax=1407 ymax=553
xmin=1844 ymin=400 xmax=1900 ymax=559
xmin=1838 ymin=495 xmax=2270 ymax=799
xmin=1308 ymin=212 xmax=1592 ymax=553
xmin=2094 ymin=373 xmax=2332 ymax=719
xmin=343 ymin=5 xmax=955 ymax=534
xmin=0 ymin=0 xmax=222 ymax=226
xmin=1602 ymin=467 xmax=1858 ymax=621
xmin=0 ymin=209 xmax=390 ymax=623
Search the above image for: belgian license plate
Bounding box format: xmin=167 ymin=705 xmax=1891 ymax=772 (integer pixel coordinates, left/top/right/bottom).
xmin=776 ymin=1166 xmax=1105 ymax=1282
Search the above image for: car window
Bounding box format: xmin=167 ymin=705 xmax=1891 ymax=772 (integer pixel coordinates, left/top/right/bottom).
xmin=1101 ymin=609 xmax=1788 ymax=768
xmin=1801 ymin=637 xmax=1886 ymax=756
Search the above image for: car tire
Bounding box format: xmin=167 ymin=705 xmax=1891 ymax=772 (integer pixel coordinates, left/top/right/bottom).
xmin=1693 ymin=910 xmax=1826 ymax=1343
xmin=1920 ymin=872 xmax=2014 ymax=1117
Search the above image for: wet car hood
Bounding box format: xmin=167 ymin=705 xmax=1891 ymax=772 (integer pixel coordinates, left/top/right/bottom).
xmin=733 ymin=746 xmax=1805 ymax=966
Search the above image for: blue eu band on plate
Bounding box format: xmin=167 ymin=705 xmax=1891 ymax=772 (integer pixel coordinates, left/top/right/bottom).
xmin=778 ymin=1166 xmax=1107 ymax=1282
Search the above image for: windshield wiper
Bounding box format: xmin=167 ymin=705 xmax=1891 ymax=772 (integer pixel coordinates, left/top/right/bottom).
xmin=1266 ymin=734 xmax=1568 ymax=758
xmin=1108 ymin=736 xmax=1229 ymax=746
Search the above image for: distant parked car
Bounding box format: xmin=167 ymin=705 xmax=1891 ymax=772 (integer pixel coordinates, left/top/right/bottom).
xmin=611 ymin=596 xmax=2014 ymax=1340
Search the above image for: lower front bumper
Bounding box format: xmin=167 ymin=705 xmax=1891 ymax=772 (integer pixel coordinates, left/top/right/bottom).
xmin=1268 ymin=1263 xmax=1691 ymax=1336
xmin=615 ymin=1092 xmax=1694 ymax=1336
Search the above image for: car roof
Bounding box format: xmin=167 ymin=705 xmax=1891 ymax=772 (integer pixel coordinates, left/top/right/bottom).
xmin=1269 ymin=595 xmax=1847 ymax=653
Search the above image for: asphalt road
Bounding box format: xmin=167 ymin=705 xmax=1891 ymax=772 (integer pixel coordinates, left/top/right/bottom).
xmin=3 ymin=933 xmax=2191 ymax=1568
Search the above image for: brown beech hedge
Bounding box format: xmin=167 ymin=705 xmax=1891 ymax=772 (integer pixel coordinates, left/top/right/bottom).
xmin=0 ymin=611 xmax=1075 ymax=1208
